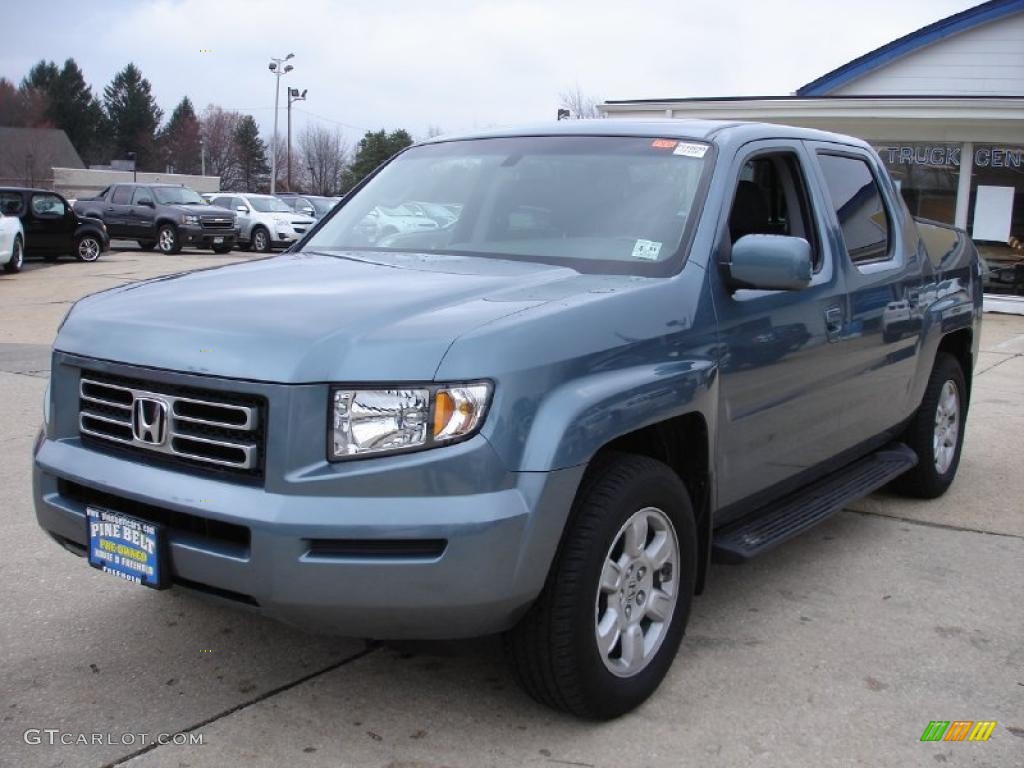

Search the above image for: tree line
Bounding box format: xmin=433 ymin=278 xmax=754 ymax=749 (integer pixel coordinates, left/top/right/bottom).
xmin=0 ymin=58 xmax=414 ymax=195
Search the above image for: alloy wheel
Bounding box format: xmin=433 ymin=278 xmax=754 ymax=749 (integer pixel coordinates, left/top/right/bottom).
xmin=594 ymin=506 xmax=680 ymax=678
xmin=933 ymin=379 xmax=960 ymax=474
xmin=78 ymin=237 xmax=100 ymax=261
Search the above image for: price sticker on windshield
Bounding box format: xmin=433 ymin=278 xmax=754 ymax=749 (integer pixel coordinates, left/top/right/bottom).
xmin=673 ymin=142 xmax=709 ymax=158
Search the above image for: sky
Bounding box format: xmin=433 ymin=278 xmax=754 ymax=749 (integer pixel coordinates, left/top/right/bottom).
xmin=4 ymin=0 xmax=981 ymax=147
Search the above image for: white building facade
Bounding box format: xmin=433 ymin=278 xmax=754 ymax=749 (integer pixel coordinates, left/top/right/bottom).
xmin=600 ymin=0 xmax=1024 ymax=256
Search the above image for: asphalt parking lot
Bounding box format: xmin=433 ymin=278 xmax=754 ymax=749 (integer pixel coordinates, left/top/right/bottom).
xmin=1 ymin=247 xmax=1022 ymax=768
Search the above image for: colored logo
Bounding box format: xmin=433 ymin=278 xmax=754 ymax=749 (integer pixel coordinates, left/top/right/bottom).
xmin=920 ymin=721 xmax=996 ymax=742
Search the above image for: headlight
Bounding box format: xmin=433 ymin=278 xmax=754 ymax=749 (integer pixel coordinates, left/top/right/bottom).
xmin=181 ymin=214 xmax=199 ymax=225
xmin=329 ymin=382 xmax=491 ymax=460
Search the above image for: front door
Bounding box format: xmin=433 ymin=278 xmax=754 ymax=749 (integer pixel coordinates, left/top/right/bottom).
xmin=711 ymin=140 xmax=851 ymax=519
xmin=27 ymin=192 xmax=75 ymax=253
xmin=105 ymin=185 xmax=134 ymax=236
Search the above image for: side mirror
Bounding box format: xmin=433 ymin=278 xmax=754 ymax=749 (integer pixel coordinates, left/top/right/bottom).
xmin=236 ymin=205 xmax=249 ymax=213
xmin=137 ymin=198 xmax=154 ymax=208
xmin=728 ymin=234 xmax=813 ymax=291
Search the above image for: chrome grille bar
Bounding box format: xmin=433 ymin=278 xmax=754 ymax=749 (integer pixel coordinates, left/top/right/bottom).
xmin=79 ymin=376 xmax=261 ymax=472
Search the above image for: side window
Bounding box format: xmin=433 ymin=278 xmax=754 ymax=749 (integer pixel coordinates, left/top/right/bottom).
xmin=211 ymin=196 xmax=230 ymax=209
xmin=0 ymin=191 xmax=24 ymax=216
xmin=111 ymin=186 xmax=133 ymax=205
xmin=131 ymin=187 xmax=152 ymax=205
xmin=728 ymin=151 xmax=821 ymax=269
xmin=31 ymin=193 xmax=67 ymax=217
xmin=817 ymin=154 xmax=891 ymax=264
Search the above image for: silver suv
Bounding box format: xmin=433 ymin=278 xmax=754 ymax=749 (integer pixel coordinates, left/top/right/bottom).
xmin=207 ymin=193 xmax=314 ymax=252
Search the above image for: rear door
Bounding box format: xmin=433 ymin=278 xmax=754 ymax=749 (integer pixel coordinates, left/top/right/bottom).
xmin=711 ymin=140 xmax=850 ymax=518
xmin=105 ymin=185 xmax=134 ymax=236
xmin=807 ymin=143 xmax=924 ymax=450
xmin=129 ymin=186 xmax=157 ymax=239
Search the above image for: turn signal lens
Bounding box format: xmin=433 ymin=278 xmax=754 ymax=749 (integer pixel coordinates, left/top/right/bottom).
xmin=433 ymin=383 xmax=491 ymax=442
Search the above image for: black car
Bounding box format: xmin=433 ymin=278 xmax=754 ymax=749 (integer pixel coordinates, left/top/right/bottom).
xmin=0 ymin=188 xmax=109 ymax=262
xmin=74 ymin=183 xmax=237 ymax=254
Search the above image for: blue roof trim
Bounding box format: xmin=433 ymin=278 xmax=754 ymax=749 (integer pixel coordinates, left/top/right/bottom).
xmin=797 ymin=0 xmax=1024 ymax=96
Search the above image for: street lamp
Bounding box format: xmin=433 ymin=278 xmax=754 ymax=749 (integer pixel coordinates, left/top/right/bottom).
xmin=287 ymin=87 xmax=307 ymax=191
xmin=200 ymin=137 xmax=206 ymax=176
xmin=268 ymin=53 xmax=295 ymax=194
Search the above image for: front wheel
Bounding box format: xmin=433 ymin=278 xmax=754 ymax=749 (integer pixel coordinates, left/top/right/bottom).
xmin=505 ymin=453 xmax=696 ymax=719
xmin=894 ymin=352 xmax=967 ymax=498
xmin=157 ymin=224 xmax=181 ymax=254
xmin=251 ymin=227 xmax=271 ymax=253
xmin=4 ymin=236 xmax=23 ymax=273
xmin=75 ymin=235 xmax=102 ymax=262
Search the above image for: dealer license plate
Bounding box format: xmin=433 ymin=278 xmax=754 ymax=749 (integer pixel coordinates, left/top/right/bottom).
xmin=86 ymin=507 xmax=167 ymax=589
xmin=213 ymin=237 xmax=224 ymax=244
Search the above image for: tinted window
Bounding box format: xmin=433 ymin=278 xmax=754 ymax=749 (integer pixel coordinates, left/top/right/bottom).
xmin=817 ymin=154 xmax=890 ymax=263
xmin=31 ymin=193 xmax=66 ymax=217
xmin=152 ymin=186 xmax=204 ymax=205
xmin=131 ymin=187 xmax=153 ymax=204
xmin=211 ymin=197 xmax=231 ymax=209
xmin=0 ymin=191 xmax=24 ymax=216
xmin=111 ymin=186 xmax=133 ymax=204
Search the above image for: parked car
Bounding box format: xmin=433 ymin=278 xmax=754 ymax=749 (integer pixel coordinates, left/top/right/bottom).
xmin=74 ymin=183 xmax=237 ymax=254
xmin=206 ymin=192 xmax=314 ymax=252
xmin=0 ymin=208 xmax=24 ymax=273
xmin=278 ymin=194 xmax=341 ymax=220
xmin=355 ymin=202 xmax=441 ymax=243
xmin=34 ymin=121 xmax=981 ymax=720
xmin=0 ymin=187 xmax=108 ymax=263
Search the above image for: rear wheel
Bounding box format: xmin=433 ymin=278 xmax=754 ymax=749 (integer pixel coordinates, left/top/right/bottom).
xmin=894 ymin=353 xmax=967 ymax=498
xmin=75 ymin=234 xmax=102 ymax=262
xmin=4 ymin=236 xmax=23 ymax=273
xmin=157 ymin=224 xmax=181 ymax=254
xmin=505 ymin=453 xmax=696 ymax=719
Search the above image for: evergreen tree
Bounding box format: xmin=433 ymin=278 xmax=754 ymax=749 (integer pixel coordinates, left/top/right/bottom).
xmin=103 ymin=63 xmax=163 ymax=170
xmin=161 ymin=97 xmax=202 ymax=175
xmin=20 ymin=60 xmax=59 ymax=93
xmin=48 ymin=59 xmax=106 ymax=164
xmin=233 ymin=114 xmax=269 ymax=191
xmin=344 ymin=128 xmax=413 ymax=190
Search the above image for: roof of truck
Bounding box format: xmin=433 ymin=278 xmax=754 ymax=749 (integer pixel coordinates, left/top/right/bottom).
xmin=423 ymin=119 xmax=870 ymax=150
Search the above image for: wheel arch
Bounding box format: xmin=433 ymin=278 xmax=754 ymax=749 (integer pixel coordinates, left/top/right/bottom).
xmin=937 ymin=328 xmax=974 ymax=405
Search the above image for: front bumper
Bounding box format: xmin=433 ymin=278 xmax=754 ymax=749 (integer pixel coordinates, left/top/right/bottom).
xmin=33 ymin=355 xmax=582 ymax=638
xmin=179 ymin=225 xmax=238 ymax=249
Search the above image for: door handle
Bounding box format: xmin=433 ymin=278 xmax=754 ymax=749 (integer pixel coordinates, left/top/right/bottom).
xmin=825 ymin=306 xmax=843 ymax=342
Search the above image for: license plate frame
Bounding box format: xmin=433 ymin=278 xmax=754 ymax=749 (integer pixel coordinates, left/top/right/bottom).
xmin=86 ymin=506 xmax=168 ymax=589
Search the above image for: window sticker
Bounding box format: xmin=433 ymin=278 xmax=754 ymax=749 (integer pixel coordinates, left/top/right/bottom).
xmin=673 ymin=142 xmax=709 ymax=158
xmin=632 ymin=239 xmax=663 ymax=260
xmin=651 ymin=138 xmax=678 ymax=150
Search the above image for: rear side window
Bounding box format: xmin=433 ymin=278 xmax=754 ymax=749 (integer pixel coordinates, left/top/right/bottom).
xmin=111 ymin=186 xmax=132 ymax=205
xmin=0 ymin=191 xmax=23 ymax=216
xmin=817 ymin=154 xmax=891 ymax=263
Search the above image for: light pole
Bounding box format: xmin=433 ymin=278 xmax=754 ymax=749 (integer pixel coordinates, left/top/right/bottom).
xmin=200 ymin=137 xmax=206 ymax=176
xmin=268 ymin=53 xmax=294 ymax=194
xmin=287 ymin=87 xmax=307 ymax=191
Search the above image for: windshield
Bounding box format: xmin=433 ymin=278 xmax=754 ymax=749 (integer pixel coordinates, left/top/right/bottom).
xmin=250 ymin=196 xmax=293 ymax=213
xmin=309 ymin=197 xmax=338 ymax=215
xmin=305 ymin=136 xmax=709 ymax=274
xmin=152 ymin=186 xmax=204 ymax=205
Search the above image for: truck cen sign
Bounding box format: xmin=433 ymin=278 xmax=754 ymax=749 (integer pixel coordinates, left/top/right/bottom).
xmin=878 ymin=144 xmax=1024 ymax=169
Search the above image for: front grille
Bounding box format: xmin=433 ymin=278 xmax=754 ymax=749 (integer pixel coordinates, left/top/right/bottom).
xmin=78 ymin=371 xmax=266 ymax=480
xmin=59 ymin=479 xmax=251 ymax=556
xmin=201 ymin=216 xmax=234 ymax=230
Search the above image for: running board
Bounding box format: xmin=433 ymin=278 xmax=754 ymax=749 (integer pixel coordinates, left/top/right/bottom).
xmin=712 ymin=443 xmax=918 ymax=563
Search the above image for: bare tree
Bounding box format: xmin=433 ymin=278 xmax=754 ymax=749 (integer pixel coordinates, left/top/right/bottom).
xmin=299 ymin=124 xmax=349 ymax=196
xmin=424 ymin=124 xmax=444 ymax=139
xmin=558 ymin=84 xmax=603 ymax=120
xmin=199 ymin=105 xmax=242 ymax=190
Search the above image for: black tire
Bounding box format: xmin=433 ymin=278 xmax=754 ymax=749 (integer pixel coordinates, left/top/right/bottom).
xmin=505 ymin=452 xmax=697 ymax=719
xmin=157 ymin=224 xmax=182 ymax=254
xmin=75 ymin=234 xmax=102 ymax=262
xmin=137 ymin=240 xmax=156 ymax=251
xmin=4 ymin=236 xmax=23 ymax=273
xmin=251 ymin=227 xmax=271 ymax=253
xmin=894 ymin=353 xmax=967 ymax=499
xmin=212 ymin=244 xmax=233 ymax=254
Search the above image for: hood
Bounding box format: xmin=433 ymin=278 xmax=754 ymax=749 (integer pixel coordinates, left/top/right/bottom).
xmin=186 ymin=203 xmax=233 ymax=216
xmin=55 ymin=250 xmax=627 ymax=383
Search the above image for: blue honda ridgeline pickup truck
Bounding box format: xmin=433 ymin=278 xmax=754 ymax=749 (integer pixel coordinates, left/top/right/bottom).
xmin=34 ymin=120 xmax=981 ymax=719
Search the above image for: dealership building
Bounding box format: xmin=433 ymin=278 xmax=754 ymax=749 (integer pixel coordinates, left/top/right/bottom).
xmin=600 ymin=0 xmax=1024 ymax=261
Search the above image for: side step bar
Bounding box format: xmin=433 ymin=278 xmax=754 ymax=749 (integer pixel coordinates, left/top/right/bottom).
xmin=712 ymin=443 xmax=918 ymax=563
